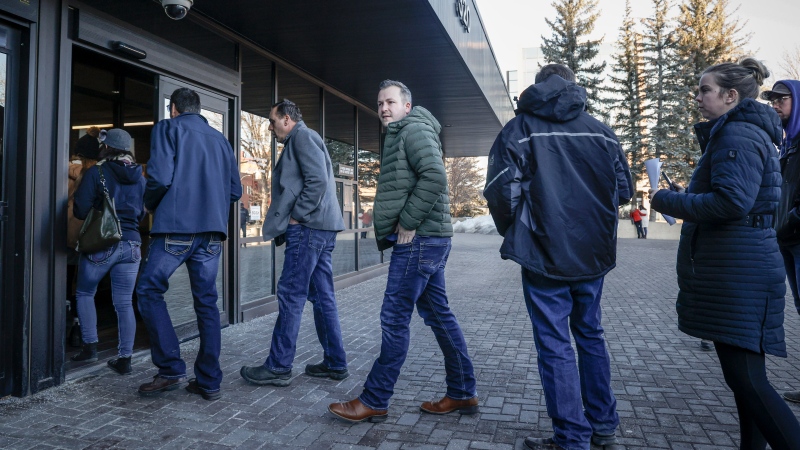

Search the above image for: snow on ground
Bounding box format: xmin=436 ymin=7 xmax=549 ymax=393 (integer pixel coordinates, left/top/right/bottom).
xmin=452 ymin=215 xmax=498 ymax=235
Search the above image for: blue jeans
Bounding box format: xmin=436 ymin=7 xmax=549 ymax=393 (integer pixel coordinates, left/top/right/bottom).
xmin=264 ymin=224 xmax=346 ymax=372
xmin=75 ymin=241 xmax=141 ymax=357
xmin=522 ymin=269 xmax=619 ymax=450
xmin=136 ymin=233 xmax=223 ymax=393
xmin=780 ymin=244 xmax=800 ymax=314
xmin=360 ymin=236 xmax=476 ymax=410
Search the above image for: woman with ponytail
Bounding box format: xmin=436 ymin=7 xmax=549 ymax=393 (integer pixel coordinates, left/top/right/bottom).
xmin=650 ymin=58 xmax=800 ymax=449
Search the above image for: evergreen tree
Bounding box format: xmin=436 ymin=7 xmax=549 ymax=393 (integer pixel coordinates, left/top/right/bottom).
xmin=541 ymin=0 xmax=607 ymax=115
xmin=445 ymin=157 xmax=486 ymax=217
xmin=607 ymin=0 xmax=648 ymax=200
xmin=669 ymin=0 xmax=750 ymax=181
xmin=640 ymin=0 xmax=686 ymax=183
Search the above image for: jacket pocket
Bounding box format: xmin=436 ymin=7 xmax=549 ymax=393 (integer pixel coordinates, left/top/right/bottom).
xmin=165 ymin=234 xmax=194 ymax=256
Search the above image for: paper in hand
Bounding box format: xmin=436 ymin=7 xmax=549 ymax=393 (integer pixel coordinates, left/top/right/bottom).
xmin=644 ymin=158 xmax=677 ymax=226
xmin=645 ymin=158 xmax=662 ymax=189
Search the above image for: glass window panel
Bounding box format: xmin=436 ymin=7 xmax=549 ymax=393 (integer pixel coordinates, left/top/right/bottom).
xmin=276 ymin=67 xmax=320 ymax=133
xmin=240 ymin=49 xmax=275 ymax=302
xmin=1 ymin=53 xmax=5 ymax=202
xmin=164 ymin=259 xmax=224 ymax=325
xmin=358 ymin=236 xmax=384 ymax=270
xmin=239 ymin=242 xmax=273 ymax=303
xmin=325 ymin=92 xmax=355 ymax=230
xmin=358 ymin=108 xmax=381 ymax=236
xmin=202 ymin=109 xmax=224 ymax=133
xmin=332 ymin=232 xmax=356 ymax=276
xmin=73 ymin=61 xmax=115 ymax=94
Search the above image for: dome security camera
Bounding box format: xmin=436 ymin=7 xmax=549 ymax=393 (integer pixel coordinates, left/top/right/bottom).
xmin=161 ymin=0 xmax=193 ymax=20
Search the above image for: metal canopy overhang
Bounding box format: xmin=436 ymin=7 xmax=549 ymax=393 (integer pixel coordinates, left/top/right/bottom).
xmin=77 ymin=0 xmax=515 ymax=157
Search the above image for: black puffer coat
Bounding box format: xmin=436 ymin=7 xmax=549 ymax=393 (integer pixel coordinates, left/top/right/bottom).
xmin=651 ymin=98 xmax=786 ymax=356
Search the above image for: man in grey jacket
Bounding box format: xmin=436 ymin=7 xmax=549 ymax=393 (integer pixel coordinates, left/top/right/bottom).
xmin=240 ymin=99 xmax=347 ymax=386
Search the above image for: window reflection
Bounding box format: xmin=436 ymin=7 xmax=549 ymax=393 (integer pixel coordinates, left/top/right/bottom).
xmin=202 ymin=109 xmax=224 ymax=133
xmin=240 ymin=47 xmax=276 ymax=304
xmin=358 ymin=109 xmax=383 ymax=269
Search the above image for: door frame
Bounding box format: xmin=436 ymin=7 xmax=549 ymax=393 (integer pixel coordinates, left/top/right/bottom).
xmin=0 ymin=20 xmax=23 ymax=399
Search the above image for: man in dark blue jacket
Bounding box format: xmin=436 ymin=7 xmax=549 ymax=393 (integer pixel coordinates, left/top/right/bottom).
xmin=484 ymin=64 xmax=631 ymax=450
xmin=764 ymin=80 xmax=800 ymax=404
xmin=136 ymin=88 xmax=242 ymax=401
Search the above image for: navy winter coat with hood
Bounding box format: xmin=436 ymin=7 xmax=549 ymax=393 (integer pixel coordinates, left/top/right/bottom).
xmin=651 ymin=98 xmax=787 ymax=357
xmin=484 ymin=75 xmax=632 ymax=281
xmin=73 ymin=158 xmax=147 ymax=243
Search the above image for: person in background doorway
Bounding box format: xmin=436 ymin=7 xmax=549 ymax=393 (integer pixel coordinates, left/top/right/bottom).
xmin=360 ymin=208 xmax=372 ymax=239
xmin=484 ymin=64 xmax=630 ymax=450
xmin=136 ymin=88 xmax=242 ymax=401
xmin=650 ymin=58 xmax=800 ymax=449
xmin=240 ymin=203 xmax=248 ymax=246
xmin=639 ymin=205 xmax=648 ymax=239
xmin=763 ymin=79 xmax=800 ymax=404
xmin=240 ymin=99 xmax=347 ymax=387
xmin=328 ymin=80 xmax=478 ymax=423
xmin=71 ymin=129 xmax=146 ymax=375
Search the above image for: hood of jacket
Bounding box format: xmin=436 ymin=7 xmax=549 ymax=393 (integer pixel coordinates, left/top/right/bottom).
xmin=774 ymin=80 xmax=800 ymax=144
xmin=516 ymin=75 xmax=586 ymax=122
xmin=694 ymin=98 xmax=782 ymax=153
xmin=101 ymin=159 xmax=144 ymax=185
xmin=387 ymin=106 xmax=441 ymax=135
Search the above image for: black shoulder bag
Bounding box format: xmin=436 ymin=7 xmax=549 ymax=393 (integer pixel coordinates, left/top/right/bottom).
xmin=76 ymin=164 xmax=123 ymax=253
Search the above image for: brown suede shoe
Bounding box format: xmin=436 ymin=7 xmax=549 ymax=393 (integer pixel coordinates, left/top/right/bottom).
xmin=328 ymin=398 xmax=388 ymax=423
xmin=137 ymin=375 xmax=186 ymax=397
xmin=420 ymin=395 xmax=479 ymax=415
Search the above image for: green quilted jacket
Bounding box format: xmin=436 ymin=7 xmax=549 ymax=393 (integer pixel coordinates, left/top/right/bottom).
xmin=374 ymin=106 xmax=453 ymax=250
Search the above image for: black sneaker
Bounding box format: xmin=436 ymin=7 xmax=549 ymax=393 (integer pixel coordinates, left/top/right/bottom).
xmin=107 ymin=357 xmax=132 ymax=375
xmin=305 ymin=362 xmax=349 ymax=380
xmin=240 ymin=365 xmax=292 ymax=386
xmin=185 ymin=378 xmax=222 ymax=401
xmin=71 ymin=342 xmax=98 ymax=362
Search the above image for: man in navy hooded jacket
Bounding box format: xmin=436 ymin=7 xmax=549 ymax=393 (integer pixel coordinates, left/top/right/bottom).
xmin=136 ymin=88 xmax=242 ymax=401
xmin=484 ymin=64 xmax=632 ymax=450
xmin=764 ymin=80 xmax=800 ymax=404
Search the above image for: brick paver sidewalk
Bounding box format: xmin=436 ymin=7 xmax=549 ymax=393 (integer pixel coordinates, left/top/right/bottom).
xmin=2 ymin=234 xmax=799 ymax=449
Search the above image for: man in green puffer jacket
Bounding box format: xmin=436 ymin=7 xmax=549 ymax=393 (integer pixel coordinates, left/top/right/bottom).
xmin=329 ymin=80 xmax=478 ymax=423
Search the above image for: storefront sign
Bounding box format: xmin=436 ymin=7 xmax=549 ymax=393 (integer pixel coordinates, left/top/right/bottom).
xmin=337 ymin=164 xmax=354 ymax=177
xmin=455 ymin=0 xmax=470 ymax=33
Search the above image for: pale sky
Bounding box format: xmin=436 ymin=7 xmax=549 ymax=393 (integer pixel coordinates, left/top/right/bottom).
xmin=474 ymin=0 xmax=800 ymax=87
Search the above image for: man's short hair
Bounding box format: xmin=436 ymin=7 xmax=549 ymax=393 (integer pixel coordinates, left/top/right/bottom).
xmin=170 ymin=88 xmax=201 ymax=114
xmin=272 ymin=99 xmax=303 ymax=122
xmin=379 ymin=79 xmax=413 ymax=105
xmin=535 ymin=64 xmax=577 ymax=84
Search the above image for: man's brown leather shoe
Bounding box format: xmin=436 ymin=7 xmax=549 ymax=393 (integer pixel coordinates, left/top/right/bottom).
xmin=328 ymin=398 xmax=388 ymax=423
xmin=137 ymin=375 xmax=186 ymax=397
xmin=420 ymin=395 xmax=479 ymax=415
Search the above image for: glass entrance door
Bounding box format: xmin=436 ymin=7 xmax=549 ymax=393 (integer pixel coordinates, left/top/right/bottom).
xmin=156 ymin=76 xmax=232 ymax=335
xmin=0 ymin=22 xmax=21 ymax=398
